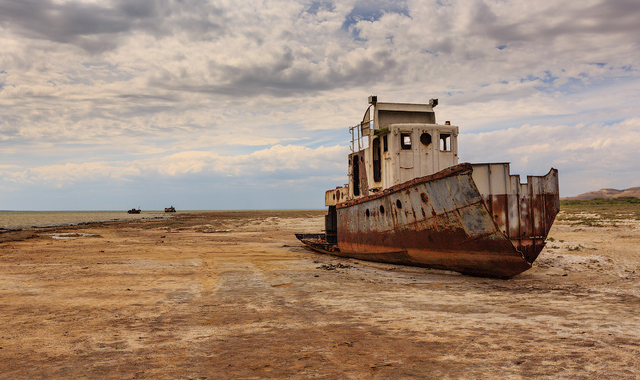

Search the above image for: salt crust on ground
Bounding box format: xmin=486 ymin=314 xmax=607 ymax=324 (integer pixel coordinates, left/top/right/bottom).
xmin=0 ymin=210 xmax=638 ymax=379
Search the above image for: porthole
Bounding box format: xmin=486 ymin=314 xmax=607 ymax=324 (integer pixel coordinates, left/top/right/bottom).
xmin=420 ymin=132 xmax=432 ymax=146
xmin=366 ymin=209 xmax=370 ymax=217
xmin=396 ymin=200 xmax=402 ymax=209
xmin=380 ymin=205 xmax=385 ymax=214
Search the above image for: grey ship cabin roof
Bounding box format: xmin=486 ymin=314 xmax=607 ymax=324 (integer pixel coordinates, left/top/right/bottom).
xmin=362 ymin=95 xmax=437 ymax=130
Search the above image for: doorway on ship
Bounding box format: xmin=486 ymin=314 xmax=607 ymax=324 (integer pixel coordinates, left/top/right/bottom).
xmin=373 ymin=137 xmax=381 ymax=183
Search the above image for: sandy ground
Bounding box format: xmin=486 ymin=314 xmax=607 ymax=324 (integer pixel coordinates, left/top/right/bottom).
xmin=0 ymin=210 xmax=639 ymax=379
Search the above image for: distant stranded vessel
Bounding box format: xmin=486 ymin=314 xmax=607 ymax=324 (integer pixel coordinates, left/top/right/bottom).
xmin=165 ymin=206 xmax=176 ymax=213
xmin=127 ymin=208 xmax=141 ymax=214
xmin=296 ymin=96 xmax=559 ymax=278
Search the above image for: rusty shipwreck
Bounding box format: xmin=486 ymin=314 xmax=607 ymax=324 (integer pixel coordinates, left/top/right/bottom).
xmin=296 ymin=96 xmax=559 ymax=278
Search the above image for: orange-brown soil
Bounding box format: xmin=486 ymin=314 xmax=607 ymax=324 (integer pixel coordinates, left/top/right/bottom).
xmin=0 ymin=210 xmax=639 ymax=379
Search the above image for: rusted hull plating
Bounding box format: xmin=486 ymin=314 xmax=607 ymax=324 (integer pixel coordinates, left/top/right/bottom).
xmin=301 ymin=163 xmax=559 ymax=278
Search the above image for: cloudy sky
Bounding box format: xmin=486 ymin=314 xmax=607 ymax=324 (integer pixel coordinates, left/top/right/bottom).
xmin=1 ymin=0 xmax=639 ymax=210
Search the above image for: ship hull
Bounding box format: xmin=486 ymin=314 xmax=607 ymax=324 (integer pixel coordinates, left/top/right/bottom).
xmin=298 ymin=163 xmax=559 ymax=278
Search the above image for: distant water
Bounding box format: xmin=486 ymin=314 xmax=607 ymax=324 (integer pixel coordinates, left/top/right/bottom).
xmin=0 ymin=211 xmax=177 ymax=230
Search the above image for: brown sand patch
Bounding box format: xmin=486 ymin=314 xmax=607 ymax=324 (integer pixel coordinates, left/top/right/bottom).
xmin=0 ymin=210 xmax=639 ymax=378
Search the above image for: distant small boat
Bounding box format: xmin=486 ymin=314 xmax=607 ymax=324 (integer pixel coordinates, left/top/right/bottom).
xmin=164 ymin=206 xmax=176 ymax=213
xmin=127 ymin=208 xmax=141 ymax=214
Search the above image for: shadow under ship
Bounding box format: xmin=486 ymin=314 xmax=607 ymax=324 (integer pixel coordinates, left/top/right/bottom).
xmin=296 ymin=96 xmax=559 ymax=278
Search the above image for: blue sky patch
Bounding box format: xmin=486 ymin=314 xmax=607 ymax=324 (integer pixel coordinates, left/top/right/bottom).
xmin=542 ymin=70 xmax=558 ymax=84
xmin=306 ymin=1 xmax=335 ymax=15
xmin=342 ymin=0 xmax=409 ymax=32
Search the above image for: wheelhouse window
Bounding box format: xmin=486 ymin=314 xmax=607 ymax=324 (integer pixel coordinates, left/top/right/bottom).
xmin=440 ymin=133 xmax=451 ymax=151
xmin=401 ymin=133 xmax=412 ymax=150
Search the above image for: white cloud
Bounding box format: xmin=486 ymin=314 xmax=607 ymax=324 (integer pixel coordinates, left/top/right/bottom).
xmin=460 ymin=117 xmax=640 ymax=196
xmin=0 ymin=0 xmax=639 ymax=209
xmin=0 ymin=144 xmax=347 ymax=188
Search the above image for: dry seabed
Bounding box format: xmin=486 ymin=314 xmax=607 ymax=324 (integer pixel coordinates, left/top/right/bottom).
xmin=0 ymin=210 xmax=638 ymax=379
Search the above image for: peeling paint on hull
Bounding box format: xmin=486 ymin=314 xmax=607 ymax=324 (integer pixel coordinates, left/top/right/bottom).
xmin=298 ymin=163 xmax=559 ymax=278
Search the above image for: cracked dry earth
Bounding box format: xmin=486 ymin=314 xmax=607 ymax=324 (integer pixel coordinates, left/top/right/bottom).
xmin=0 ymin=210 xmax=639 ymax=379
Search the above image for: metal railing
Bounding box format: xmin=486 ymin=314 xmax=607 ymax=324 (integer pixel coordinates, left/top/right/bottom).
xmin=349 ymin=121 xmax=371 ymax=153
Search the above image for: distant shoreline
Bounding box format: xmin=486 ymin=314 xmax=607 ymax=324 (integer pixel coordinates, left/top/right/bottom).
xmin=0 ymin=210 xmax=177 ymax=231
xmin=0 ymin=209 xmax=325 ymax=234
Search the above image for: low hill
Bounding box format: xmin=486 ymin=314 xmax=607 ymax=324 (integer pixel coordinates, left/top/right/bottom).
xmin=564 ymin=187 xmax=640 ymax=201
